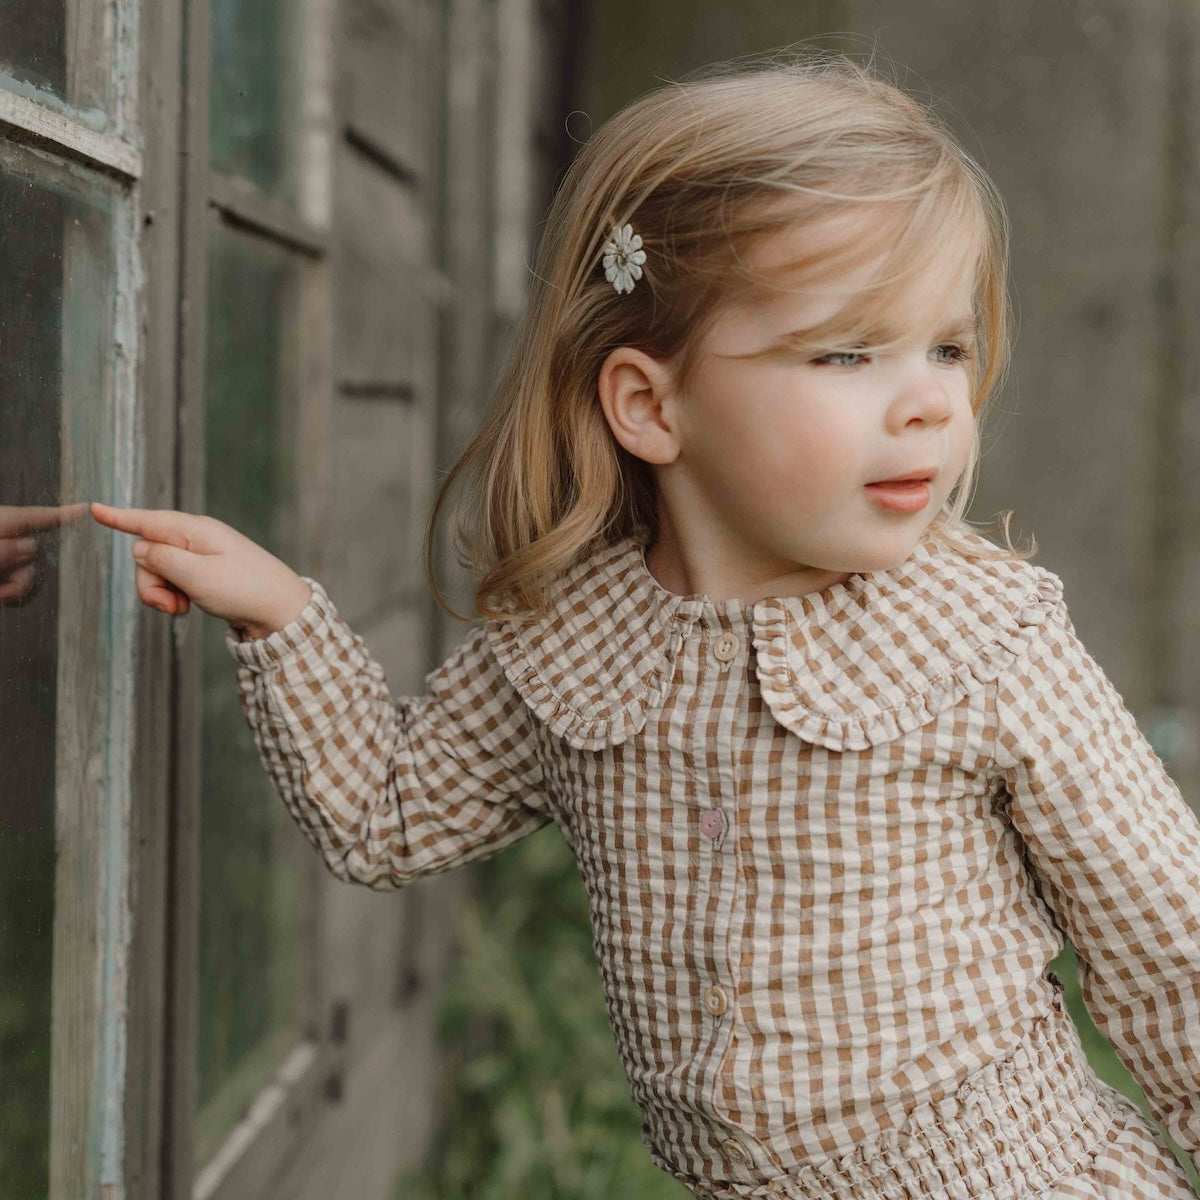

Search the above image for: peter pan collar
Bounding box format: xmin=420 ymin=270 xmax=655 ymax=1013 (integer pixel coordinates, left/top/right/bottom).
xmin=484 ymin=527 xmax=1063 ymax=753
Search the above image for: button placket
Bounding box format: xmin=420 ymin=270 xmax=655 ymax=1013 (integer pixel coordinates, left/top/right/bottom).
xmin=696 ymin=620 xmax=743 ymax=1153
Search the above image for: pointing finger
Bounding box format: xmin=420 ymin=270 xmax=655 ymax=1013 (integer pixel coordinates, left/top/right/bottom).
xmin=93 ymin=502 xmax=209 ymax=551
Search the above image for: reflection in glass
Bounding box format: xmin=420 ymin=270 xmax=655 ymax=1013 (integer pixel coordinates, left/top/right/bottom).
xmin=0 ymin=140 xmax=116 ymax=1199
xmin=0 ymin=2 xmax=112 ymax=122
xmin=209 ymin=0 xmax=307 ymax=204
xmin=195 ymin=218 xmax=304 ymax=1165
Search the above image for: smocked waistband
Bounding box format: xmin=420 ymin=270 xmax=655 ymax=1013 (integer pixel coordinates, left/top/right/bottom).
xmin=671 ymin=994 xmax=1123 ymax=1200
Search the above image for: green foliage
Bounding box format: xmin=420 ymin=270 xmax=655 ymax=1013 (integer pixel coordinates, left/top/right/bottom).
xmin=393 ymin=826 xmax=689 ymax=1200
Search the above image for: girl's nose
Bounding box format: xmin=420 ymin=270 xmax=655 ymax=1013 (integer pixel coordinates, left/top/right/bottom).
xmin=888 ymin=361 xmax=956 ymax=431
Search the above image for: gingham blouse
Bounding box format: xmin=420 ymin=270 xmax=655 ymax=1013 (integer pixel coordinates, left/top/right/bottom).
xmin=225 ymin=527 xmax=1200 ymax=1199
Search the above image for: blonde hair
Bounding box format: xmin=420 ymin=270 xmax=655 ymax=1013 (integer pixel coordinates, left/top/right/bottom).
xmin=425 ymin=48 xmax=1036 ymax=623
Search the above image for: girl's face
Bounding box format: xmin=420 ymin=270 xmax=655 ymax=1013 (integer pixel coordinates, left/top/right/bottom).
xmin=651 ymin=218 xmax=979 ymax=599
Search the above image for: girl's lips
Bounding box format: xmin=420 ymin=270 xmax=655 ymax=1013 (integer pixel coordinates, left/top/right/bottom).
xmin=864 ymin=480 xmax=932 ymax=512
xmin=868 ymin=468 xmax=938 ymax=484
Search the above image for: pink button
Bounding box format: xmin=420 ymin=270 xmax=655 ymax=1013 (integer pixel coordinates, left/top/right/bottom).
xmin=700 ymin=809 xmax=725 ymax=839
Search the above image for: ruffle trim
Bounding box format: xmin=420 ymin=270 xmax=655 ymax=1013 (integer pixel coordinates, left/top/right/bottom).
xmin=752 ymin=569 xmax=1065 ymax=752
xmin=484 ymin=540 xmax=689 ymax=751
xmin=485 ymin=617 xmax=687 ymax=751
xmin=482 ymin=624 xmax=676 ymax=744
xmin=482 ymin=532 xmax=1069 ymax=755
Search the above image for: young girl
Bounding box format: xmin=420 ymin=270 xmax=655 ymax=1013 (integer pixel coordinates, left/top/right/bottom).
xmin=91 ymin=51 xmax=1200 ymax=1200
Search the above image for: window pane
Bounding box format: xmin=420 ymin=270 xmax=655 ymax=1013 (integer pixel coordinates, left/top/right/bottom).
xmin=0 ymin=138 xmax=118 ymax=1198
xmin=209 ymin=0 xmax=307 ymax=204
xmin=0 ymin=1 xmax=112 ymax=121
xmin=195 ymin=218 xmax=305 ymax=1166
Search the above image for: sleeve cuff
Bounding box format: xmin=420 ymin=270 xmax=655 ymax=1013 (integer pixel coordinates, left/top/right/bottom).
xmin=223 ymin=576 xmax=337 ymax=670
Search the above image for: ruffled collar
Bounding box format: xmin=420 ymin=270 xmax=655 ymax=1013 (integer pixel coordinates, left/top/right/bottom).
xmin=484 ymin=528 xmax=1062 ymax=753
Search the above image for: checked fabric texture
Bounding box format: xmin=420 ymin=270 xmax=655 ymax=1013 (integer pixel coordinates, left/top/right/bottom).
xmin=225 ymin=526 xmax=1200 ymax=1199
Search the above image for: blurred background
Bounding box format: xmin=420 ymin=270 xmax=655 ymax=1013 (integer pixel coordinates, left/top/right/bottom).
xmin=1 ymin=1 xmax=1198 ymax=1198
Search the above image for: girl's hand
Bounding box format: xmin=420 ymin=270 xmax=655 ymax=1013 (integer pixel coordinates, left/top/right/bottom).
xmin=89 ymin=502 xmax=313 ymax=640
xmin=0 ymin=502 xmax=89 ymax=604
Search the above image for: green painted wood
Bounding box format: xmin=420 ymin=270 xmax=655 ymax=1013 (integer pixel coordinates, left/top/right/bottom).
xmin=208 ymin=0 xmax=307 ymax=206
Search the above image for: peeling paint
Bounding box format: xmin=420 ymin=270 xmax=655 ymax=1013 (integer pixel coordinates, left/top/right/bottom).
xmin=0 ymin=4 xmax=144 ymax=1195
xmin=0 ymin=68 xmax=108 ymax=132
xmin=113 ymin=0 xmax=141 ymax=152
xmin=95 ymin=1 xmax=146 ymax=1181
xmin=0 ymin=88 xmax=141 ymax=181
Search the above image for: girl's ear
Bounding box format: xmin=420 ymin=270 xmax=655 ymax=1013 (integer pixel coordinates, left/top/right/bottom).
xmin=597 ymin=346 xmax=681 ymax=466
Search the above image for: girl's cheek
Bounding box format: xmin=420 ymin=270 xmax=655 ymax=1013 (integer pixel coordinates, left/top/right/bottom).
xmin=751 ymin=440 xmax=843 ymax=508
xmin=780 ymin=411 xmax=854 ymax=482
xmin=949 ymin=408 xmax=977 ymax=469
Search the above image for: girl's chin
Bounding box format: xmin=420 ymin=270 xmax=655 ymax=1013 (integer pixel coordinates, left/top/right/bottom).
xmin=820 ymin=534 xmax=934 ymax=576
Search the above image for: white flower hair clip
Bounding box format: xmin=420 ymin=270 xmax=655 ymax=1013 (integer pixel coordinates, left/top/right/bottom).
xmin=601 ymin=222 xmax=646 ymax=294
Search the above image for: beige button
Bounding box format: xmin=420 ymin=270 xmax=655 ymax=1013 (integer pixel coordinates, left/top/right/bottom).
xmin=704 ymin=984 xmax=728 ymax=1016
xmin=721 ymin=1137 xmax=752 ymax=1165
xmin=712 ymin=632 xmax=740 ymax=662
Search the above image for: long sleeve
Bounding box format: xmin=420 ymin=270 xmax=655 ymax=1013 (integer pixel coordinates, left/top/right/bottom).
xmin=992 ymin=595 xmax=1200 ymax=1173
xmin=223 ymin=576 xmax=554 ymax=889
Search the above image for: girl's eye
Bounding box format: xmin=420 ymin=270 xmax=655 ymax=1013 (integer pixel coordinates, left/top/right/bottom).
xmin=931 ymin=342 xmax=973 ymax=365
xmin=810 ymin=350 xmax=867 ymax=368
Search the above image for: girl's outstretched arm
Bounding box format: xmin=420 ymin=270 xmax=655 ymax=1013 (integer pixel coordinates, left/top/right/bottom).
xmin=223 ymin=578 xmax=554 ymax=889
xmin=993 ymin=598 xmax=1200 ymax=1174
xmin=91 ymin=501 xmax=553 ymax=887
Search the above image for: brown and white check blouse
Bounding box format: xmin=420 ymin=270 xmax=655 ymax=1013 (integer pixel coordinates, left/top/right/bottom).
xmin=226 ymin=527 xmax=1200 ymax=1199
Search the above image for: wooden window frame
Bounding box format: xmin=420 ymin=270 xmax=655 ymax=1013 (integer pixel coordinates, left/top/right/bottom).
xmin=0 ymin=0 xmax=340 ymax=1195
xmin=0 ymin=0 xmax=570 ymax=1193
xmin=166 ymin=1 xmax=339 ymax=1198
xmin=0 ymin=2 xmax=153 ymax=1197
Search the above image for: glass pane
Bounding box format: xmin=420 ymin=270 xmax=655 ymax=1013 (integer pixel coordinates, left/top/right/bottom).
xmin=0 ymin=0 xmax=113 ymax=124
xmin=209 ymin=0 xmax=307 ymax=204
xmin=0 ymin=139 xmax=118 ymax=1198
xmin=195 ymin=217 xmax=305 ymax=1166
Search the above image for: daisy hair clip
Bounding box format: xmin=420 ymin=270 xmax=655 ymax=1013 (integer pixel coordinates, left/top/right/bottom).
xmin=601 ymin=222 xmax=646 ymax=294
